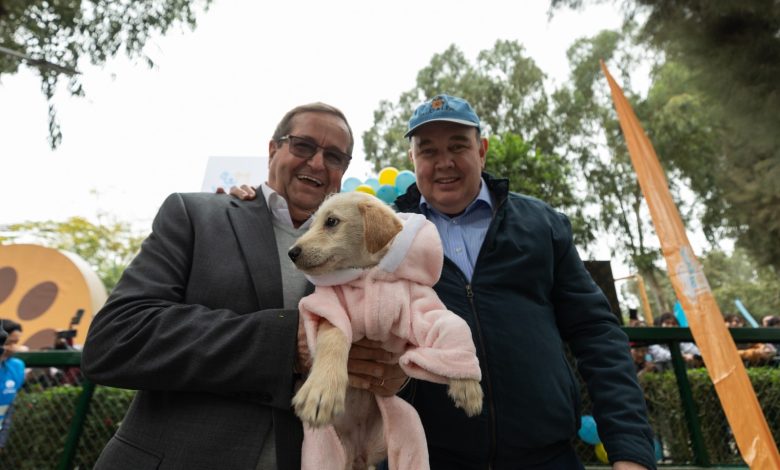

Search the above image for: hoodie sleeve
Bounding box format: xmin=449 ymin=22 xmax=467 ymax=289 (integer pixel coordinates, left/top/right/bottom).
xmin=298 ymin=286 xmax=353 ymax=353
xmin=398 ymin=283 xmax=481 ymax=384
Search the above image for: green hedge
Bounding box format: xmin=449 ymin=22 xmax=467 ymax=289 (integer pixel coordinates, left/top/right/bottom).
xmin=1 ymin=386 xmax=135 ymax=470
xmin=2 ymin=367 xmax=779 ymax=468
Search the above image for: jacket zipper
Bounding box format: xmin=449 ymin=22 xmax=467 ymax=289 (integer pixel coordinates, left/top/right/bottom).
xmin=465 ymin=282 xmax=496 ymax=470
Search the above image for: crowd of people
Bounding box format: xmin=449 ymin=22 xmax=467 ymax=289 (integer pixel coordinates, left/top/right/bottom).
xmin=629 ymin=313 xmax=780 ymax=374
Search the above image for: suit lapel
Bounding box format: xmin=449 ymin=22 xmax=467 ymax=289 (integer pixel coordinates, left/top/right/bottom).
xmin=227 ymin=195 xmax=284 ymax=309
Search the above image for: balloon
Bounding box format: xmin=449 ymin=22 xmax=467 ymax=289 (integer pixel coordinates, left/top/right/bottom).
xmin=594 ymin=443 xmax=609 ymax=464
xmin=364 ymin=177 xmax=380 ymax=191
xmin=394 ymin=170 xmax=416 ymax=195
xmin=354 ymin=184 xmax=376 ymax=196
xmin=378 ymin=167 xmax=399 ymax=186
xmin=341 ymin=176 xmax=362 ymax=192
xmin=376 ymin=184 xmax=398 ymax=204
xmin=577 ymin=415 xmax=600 ymax=445
xmin=654 ymin=437 xmax=663 ymax=461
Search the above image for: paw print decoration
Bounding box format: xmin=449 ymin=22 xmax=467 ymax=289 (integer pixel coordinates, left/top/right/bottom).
xmin=0 ymin=244 xmax=107 ymax=350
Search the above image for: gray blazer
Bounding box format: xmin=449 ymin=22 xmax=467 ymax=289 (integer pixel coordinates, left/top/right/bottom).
xmin=82 ymin=192 xmax=305 ymax=470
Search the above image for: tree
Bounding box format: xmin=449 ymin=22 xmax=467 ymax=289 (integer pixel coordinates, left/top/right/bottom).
xmin=552 ymin=27 xmax=684 ymax=311
xmin=700 ymin=247 xmax=780 ymax=322
xmin=363 ymin=41 xmax=592 ymax=244
xmin=485 ymin=133 xmax=586 ymax=232
xmin=550 ymin=0 xmax=780 ymax=271
xmin=1 ymin=216 xmax=145 ymax=291
xmin=0 ymin=0 xmax=211 ymax=148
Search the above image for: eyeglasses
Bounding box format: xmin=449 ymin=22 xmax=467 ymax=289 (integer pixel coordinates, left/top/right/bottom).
xmin=277 ymin=135 xmax=351 ymax=171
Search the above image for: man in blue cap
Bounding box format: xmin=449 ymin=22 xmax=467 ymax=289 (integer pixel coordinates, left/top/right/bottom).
xmin=394 ymin=94 xmax=655 ymax=469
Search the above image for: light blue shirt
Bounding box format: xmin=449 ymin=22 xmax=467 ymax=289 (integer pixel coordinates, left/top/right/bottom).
xmin=420 ymin=178 xmax=493 ymax=281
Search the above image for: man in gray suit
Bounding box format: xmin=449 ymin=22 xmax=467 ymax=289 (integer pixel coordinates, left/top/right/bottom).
xmin=82 ymin=102 xmax=406 ymax=470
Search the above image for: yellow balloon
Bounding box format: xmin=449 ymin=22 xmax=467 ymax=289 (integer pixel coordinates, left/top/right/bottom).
xmin=354 ymin=184 xmax=376 ymax=196
xmin=594 ymin=443 xmax=609 ymax=464
xmin=378 ymin=167 xmax=399 ymax=186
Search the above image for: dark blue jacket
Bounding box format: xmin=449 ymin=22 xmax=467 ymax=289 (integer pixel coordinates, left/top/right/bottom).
xmin=395 ymin=173 xmax=656 ymax=469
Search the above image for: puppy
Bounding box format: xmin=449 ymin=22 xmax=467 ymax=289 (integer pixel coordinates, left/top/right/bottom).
xmin=288 ymin=191 xmax=483 ymax=470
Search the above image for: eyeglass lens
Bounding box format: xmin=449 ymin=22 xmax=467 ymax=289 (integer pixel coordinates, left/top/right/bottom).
xmin=286 ymin=136 xmax=349 ymax=170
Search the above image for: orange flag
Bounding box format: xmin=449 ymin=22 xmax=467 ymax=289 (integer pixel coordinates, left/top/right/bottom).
xmin=601 ymin=61 xmax=780 ymax=468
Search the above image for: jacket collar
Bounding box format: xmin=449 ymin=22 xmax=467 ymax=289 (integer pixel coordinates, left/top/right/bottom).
xmin=226 ymin=191 xmax=285 ymax=309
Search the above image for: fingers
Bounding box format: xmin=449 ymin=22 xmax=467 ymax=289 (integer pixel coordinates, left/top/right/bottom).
xmin=349 ymin=339 xmax=397 ymax=362
xmin=347 ymin=359 xmax=407 ymax=397
xmin=228 ymin=184 xmax=257 ymax=200
xmin=295 ymin=316 xmax=311 ymax=374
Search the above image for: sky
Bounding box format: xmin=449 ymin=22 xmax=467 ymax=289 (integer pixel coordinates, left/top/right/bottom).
xmin=1 ymin=0 xmax=637 ymax=267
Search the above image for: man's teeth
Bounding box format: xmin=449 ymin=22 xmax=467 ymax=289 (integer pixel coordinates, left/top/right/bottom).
xmin=437 ymin=177 xmax=457 ymax=183
xmin=298 ymin=175 xmax=323 ymax=186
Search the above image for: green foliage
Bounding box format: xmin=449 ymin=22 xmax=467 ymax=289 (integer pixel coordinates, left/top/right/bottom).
xmin=486 ymin=133 xmax=592 ymax=243
xmin=2 ymin=385 xmax=135 ymax=469
xmin=363 ymin=41 xmax=561 ymax=171
xmin=2 ymin=216 xmax=145 ymax=292
xmin=701 ymin=247 xmax=780 ymax=320
xmin=550 ymin=0 xmax=780 ymax=272
xmin=0 ymin=0 xmax=211 ymax=148
xmin=553 ymin=27 xmax=687 ymax=310
xmin=638 ymin=367 xmax=780 ymax=464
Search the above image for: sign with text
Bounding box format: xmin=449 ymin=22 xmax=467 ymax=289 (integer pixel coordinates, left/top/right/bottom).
xmin=201 ymin=156 xmax=268 ymax=193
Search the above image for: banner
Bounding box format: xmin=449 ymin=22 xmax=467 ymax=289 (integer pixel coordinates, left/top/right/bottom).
xmin=601 ymin=61 xmax=780 ymax=469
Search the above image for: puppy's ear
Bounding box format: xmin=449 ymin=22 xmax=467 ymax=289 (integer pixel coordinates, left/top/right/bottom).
xmin=358 ymin=199 xmax=403 ymax=254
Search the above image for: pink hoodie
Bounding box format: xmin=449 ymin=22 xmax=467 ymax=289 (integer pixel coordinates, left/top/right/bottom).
xmin=299 ymin=213 xmax=481 ymax=470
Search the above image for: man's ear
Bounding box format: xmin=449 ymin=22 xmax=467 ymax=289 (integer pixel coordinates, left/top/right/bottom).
xmin=268 ymin=139 xmax=278 ymax=161
xmin=479 ymin=137 xmax=489 ymax=169
xmin=359 ymin=200 xmax=402 ymax=254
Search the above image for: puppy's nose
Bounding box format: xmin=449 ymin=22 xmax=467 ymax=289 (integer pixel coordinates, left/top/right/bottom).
xmin=288 ymin=246 xmax=301 ymax=262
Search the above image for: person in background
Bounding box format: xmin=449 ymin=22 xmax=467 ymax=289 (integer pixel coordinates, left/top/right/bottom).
xmin=647 ymin=313 xmax=702 ymax=369
xmin=82 ymin=102 xmax=405 ymax=470
xmin=0 ymin=319 xmax=25 ymax=450
xmin=764 ymin=316 xmax=780 ymax=366
xmin=630 ymin=342 xmax=659 ymax=377
xmin=761 ymin=314 xmax=779 ymax=328
xmin=724 ymin=313 xmax=775 ymax=366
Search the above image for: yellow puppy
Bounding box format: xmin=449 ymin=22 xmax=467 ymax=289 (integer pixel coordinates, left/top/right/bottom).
xmin=289 ymin=191 xmax=482 ymax=470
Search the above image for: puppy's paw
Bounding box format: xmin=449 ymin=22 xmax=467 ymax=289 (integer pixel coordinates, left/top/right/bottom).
xmin=448 ymin=378 xmax=483 ymax=417
xmin=292 ymin=368 xmax=348 ymax=427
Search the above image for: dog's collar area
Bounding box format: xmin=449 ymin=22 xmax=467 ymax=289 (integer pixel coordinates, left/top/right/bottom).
xmin=304 ymin=267 xmax=366 ymax=286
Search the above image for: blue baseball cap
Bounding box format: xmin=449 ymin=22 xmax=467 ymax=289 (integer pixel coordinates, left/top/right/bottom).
xmin=404 ymin=94 xmax=481 ymax=138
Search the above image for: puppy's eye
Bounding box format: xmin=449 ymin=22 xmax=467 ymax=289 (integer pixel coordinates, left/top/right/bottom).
xmin=324 ymin=217 xmax=339 ymax=227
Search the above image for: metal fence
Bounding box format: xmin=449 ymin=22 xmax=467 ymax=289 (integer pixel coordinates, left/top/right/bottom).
xmin=1 ymin=351 xmax=134 ymax=470
xmin=573 ymin=327 xmax=780 ymax=468
xmin=2 ymin=328 xmax=779 ymax=469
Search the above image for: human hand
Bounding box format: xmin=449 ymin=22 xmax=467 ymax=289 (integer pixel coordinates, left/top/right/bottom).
xmin=295 ymin=316 xmax=311 ymax=375
xmin=231 ymin=184 xmax=257 ymax=200
xmin=347 ymin=338 xmax=408 ymax=397
xmin=613 ymin=461 xmax=648 ymax=470
xmin=215 ymin=184 xmax=257 ymax=200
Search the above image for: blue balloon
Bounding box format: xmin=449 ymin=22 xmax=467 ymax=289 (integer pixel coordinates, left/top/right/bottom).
xmin=376 ymin=184 xmax=398 ymax=204
xmin=394 ymin=170 xmax=416 ymax=195
xmin=364 ymin=177 xmax=381 ymax=191
xmin=577 ymin=415 xmax=600 ymax=445
xmin=341 ymin=176 xmax=362 ymax=192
